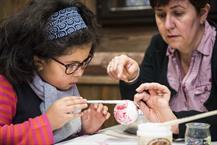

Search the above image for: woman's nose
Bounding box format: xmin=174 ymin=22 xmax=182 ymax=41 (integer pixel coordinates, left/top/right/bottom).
xmin=164 ymin=15 xmax=175 ymax=30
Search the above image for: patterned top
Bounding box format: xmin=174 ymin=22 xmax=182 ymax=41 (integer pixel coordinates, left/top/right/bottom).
xmin=167 ymin=21 xmax=217 ymax=112
xmin=0 ymin=75 xmax=54 ymax=145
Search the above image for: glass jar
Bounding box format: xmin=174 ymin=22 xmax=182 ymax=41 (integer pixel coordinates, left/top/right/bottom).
xmin=137 ymin=123 xmax=172 ymax=145
xmin=185 ymin=122 xmax=211 ymax=145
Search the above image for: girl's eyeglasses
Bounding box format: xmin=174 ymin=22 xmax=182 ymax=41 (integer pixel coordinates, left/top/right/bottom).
xmin=51 ymin=54 xmax=93 ymax=75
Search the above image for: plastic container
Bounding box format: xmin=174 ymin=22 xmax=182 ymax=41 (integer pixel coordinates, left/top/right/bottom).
xmin=137 ymin=123 xmax=172 ymax=145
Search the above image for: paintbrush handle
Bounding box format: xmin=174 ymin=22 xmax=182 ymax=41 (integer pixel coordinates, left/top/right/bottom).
xmin=163 ymin=110 xmax=217 ymax=126
xmin=87 ymin=100 xmax=127 ymax=104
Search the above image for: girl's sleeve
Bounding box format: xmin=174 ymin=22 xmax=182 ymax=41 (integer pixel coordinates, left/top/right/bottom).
xmin=0 ymin=115 xmax=54 ymax=145
xmin=0 ymin=76 xmax=54 ymax=145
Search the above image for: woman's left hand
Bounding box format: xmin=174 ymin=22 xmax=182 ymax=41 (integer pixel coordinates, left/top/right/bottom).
xmin=81 ymin=104 xmax=110 ymax=134
xmin=134 ymin=83 xmax=174 ymax=122
xmin=134 ymin=83 xmax=178 ymax=133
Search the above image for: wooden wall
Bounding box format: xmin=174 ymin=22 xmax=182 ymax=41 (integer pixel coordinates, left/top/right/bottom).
xmin=0 ymin=0 xmax=95 ymax=21
xmin=0 ymin=0 xmax=120 ymax=128
xmin=76 ymin=0 xmax=156 ymax=127
xmin=0 ymin=0 xmax=29 ymax=21
xmin=79 ymin=0 xmax=96 ymax=13
xmin=0 ymin=0 xmax=156 ymax=128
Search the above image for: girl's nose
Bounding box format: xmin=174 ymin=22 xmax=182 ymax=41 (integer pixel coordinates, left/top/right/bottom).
xmin=72 ymin=67 xmax=85 ymax=77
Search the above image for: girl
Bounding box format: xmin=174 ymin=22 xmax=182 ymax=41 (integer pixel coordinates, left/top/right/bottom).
xmin=0 ymin=0 xmax=110 ymax=144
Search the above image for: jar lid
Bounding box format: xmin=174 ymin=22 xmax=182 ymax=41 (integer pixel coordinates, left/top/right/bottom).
xmin=137 ymin=123 xmax=172 ymax=136
xmin=185 ymin=122 xmax=210 ymax=129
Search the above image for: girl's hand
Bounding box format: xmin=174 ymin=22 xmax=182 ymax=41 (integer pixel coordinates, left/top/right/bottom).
xmin=107 ymin=55 xmax=139 ymax=82
xmin=81 ymin=104 xmax=110 ymax=134
xmin=46 ymin=96 xmax=88 ymax=131
xmin=134 ymin=83 xmax=176 ymax=122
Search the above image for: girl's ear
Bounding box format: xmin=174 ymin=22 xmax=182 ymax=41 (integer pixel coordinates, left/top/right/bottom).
xmin=33 ymin=56 xmax=45 ymax=71
xmin=200 ymin=4 xmax=210 ymax=24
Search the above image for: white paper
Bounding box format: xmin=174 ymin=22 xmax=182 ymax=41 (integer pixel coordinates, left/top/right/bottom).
xmin=56 ymin=133 xmax=136 ymax=145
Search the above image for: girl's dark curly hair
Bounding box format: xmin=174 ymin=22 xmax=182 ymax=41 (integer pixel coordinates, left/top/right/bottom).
xmin=0 ymin=0 xmax=99 ymax=83
xmin=150 ymin=0 xmax=209 ymax=13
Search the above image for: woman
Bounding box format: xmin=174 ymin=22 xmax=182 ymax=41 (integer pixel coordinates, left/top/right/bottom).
xmin=107 ymin=0 xmax=217 ymax=140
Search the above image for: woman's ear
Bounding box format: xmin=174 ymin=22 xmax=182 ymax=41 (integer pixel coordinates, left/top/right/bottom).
xmin=200 ymin=4 xmax=210 ymax=24
xmin=33 ymin=56 xmax=45 ymax=71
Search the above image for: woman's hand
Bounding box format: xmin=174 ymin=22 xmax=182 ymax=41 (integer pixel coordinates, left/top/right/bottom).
xmin=46 ymin=96 xmax=88 ymax=131
xmin=134 ymin=83 xmax=178 ymax=133
xmin=81 ymin=104 xmax=110 ymax=134
xmin=134 ymin=83 xmax=176 ymax=122
xmin=107 ymin=55 xmax=139 ymax=82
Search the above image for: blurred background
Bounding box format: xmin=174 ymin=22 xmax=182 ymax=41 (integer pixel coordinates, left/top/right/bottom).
xmin=1 ymin=0 xmax=217 ymax=128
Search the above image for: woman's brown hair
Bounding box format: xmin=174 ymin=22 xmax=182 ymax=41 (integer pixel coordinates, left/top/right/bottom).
xmin=150 ymin=0 xmax=209 ymax=13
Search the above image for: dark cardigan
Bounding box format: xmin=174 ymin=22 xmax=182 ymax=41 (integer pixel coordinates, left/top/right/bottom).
xmin=11 ymin=82 xmax=42 ymax=124
xmin=120 ymin=26 xmax=217 ymax=140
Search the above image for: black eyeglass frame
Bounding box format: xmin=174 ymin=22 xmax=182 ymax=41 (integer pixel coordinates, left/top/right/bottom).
xmin=51 ymin=54 xmax=93 ymax=75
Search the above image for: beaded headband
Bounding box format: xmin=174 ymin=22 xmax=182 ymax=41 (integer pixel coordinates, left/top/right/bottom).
xmin=47 ymin=7 xmax=87 ymax=40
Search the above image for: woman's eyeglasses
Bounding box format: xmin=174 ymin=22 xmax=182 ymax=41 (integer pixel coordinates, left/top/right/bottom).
xmin=51 ymin=54 xmax=93 ymax=75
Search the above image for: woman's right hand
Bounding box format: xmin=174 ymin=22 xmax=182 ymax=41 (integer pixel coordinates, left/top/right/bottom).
xmin=107 ymin=55 xmax=139 ymax=82
xmin=46 ymin=96 xmax=88 ymax=130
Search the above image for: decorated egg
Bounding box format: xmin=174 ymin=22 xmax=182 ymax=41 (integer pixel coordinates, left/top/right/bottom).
xmin=114 ymin=100 xmax=138 ymax=125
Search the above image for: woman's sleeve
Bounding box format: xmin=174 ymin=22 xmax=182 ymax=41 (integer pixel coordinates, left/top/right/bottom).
xmin=0 ymin=76 xmax=54 ymax=145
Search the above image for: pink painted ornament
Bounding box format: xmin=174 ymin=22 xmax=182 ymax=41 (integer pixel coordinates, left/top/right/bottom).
xmin=114 ymin=100 xmax=138 ymax=125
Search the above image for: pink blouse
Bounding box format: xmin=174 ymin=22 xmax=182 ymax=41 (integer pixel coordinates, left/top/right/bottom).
xmin=167 ymin=21 xmax=216 ymax=112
